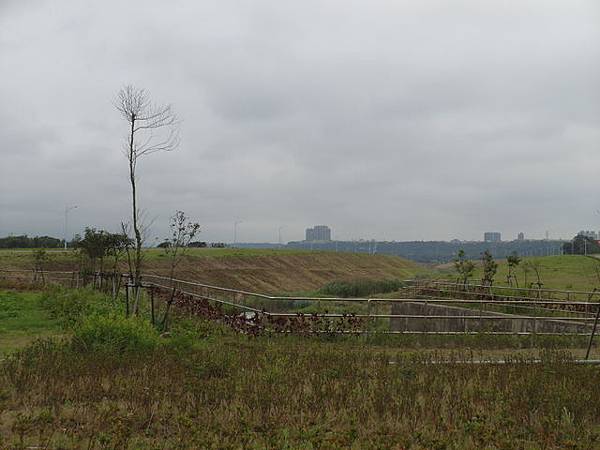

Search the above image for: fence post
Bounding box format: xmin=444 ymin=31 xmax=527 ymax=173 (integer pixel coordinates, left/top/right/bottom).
xmin=150 ymin=288 xmax=155 ymax=325
xmin=125 ymin=284 xmax=130 ymax=318
xmin=479 ymin=300 xmax=484 ymax=332
xmin=585 ymin=301 xmax=600 ymax=360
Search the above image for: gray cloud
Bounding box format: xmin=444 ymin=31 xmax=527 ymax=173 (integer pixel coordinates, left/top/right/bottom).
xmin=1 ymin=0 xmax=599 ymax=243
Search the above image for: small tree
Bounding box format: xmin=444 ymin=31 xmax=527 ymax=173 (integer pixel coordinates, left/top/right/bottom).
xmin=159 ymin=211 xmax=200 ymax=330
xmin=74 ymin=228 xmax=111 ymax=273
xmin=522 ymin=262 xmax=530 ymax=289
xmin=506 ymin=252 xmax=521 ymax=287
xmin=454 ymin=249 xmax=475 ymax=289
xmin=106 ymin=232 xmax=133 ymax=298
xmin=481 ymin=250 xmax=497 ymax=288
xmin=75 ymin=228 xmax=131 ymax=291
xmin=32 ymin=249 xmax=49 ymax=283
xmin=115 ymin=85 xmax=179 ymax=303
xmin=525 ymin=259 xmax=543 ymax=294
xmin=105 ymin=232 xmax=132 ymax=273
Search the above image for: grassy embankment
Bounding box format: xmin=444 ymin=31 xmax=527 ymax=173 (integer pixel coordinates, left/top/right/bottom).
xmin=436 ymin=254 xmax=600 ymax=292
xmin=0 ymin=247 xmax=424 ymax=294
xmin=4 ymin=249 xmax=600 ymax=292
xmin=1 ymin=287 xmax=600 ymax=448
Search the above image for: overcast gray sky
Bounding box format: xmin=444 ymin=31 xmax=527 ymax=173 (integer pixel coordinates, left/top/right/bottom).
xmin=0 ymin=0 xmax=598 ymax=243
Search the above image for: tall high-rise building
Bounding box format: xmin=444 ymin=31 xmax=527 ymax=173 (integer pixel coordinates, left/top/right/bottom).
xmin=484 ymin=232 xmax=501 ymax=243
xmin=517 ymin=232 xmax=525 ymax=241
xmin=305 ymin=225 xmax=332 ymax=241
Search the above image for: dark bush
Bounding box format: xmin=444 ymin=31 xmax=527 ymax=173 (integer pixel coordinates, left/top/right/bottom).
xmin=319 ymin=279 xmax=405 ymax=297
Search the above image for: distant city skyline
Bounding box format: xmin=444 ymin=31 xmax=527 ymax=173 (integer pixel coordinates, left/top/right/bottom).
xmin=0 ymin=223 xmax=590 ymax=244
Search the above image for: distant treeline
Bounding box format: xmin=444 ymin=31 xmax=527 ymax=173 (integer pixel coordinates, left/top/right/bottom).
xmin=0 ymin=235 xmax=63 ymax=249
xmin=562 ymin=235 xmax=600 ymax=255
xmin=286 ymin=240 xmax=565 ymax=263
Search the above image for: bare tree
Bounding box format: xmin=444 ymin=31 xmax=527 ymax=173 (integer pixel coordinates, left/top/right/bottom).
xmin=525 ymin=259 xmax=544 ymax=297
xmin=159 ymin=211 xmax=200 ymax=330
xmin=115 ymin=85 xmax=179 ymax=311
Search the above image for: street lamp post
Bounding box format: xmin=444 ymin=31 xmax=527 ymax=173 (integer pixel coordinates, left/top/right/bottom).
xmin=233 ymin=220 xmax=243 ymax=247
xmin=64 ymin=205 xmax=78 ymax=249
xmin=278 ymin=225 xmax=285 ymax=248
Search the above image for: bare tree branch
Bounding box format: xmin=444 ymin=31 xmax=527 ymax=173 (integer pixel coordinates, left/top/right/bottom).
xmin=115 ymin=84 xmax=180 ymax=312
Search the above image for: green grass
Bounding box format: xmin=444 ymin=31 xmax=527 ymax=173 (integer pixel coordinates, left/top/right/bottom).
xmin=0 ymin=246 xmax=316 ymax=262
xmin=2 ymin=286 xmax=600 ymax=447
xmin=437 ymin=255 xmax=600 ymax=292
xmin=0 ymin=290 xmax=63 ymax=354
xmin=318 ymin=279 xmax=405 ymax=298
xmin=145 ymin=246 xmax=317 ymax=259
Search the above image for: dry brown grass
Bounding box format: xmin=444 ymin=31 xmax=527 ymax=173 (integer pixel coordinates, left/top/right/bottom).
xmin=1 ymin=335 xmax=600 ymax=449
xmin=0 ymin=249 xmax=423 ymax=294
xmin=2 ymin=286 xmax=600 ymax=449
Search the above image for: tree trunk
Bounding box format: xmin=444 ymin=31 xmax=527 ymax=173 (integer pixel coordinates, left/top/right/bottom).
xmin=161 ymin=287 xmax=177 ymax=331
xmin=128 ymin=114 xmax=143 ymax=314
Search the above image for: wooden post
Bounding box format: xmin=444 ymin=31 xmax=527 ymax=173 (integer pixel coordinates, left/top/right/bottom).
xmin=479 ymin=299 xmax=484 ymax=332
xmin=150 ymin=288 xmax=155 ymax=325
xmin=125 ymin=285 xmax=130 ymax=318
xmin=585 ymin=301 xmax=600 ymax=360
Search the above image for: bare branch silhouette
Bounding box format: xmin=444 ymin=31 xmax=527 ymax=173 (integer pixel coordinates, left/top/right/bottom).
xmin=115 ymin=85 xmax=179 ymax=312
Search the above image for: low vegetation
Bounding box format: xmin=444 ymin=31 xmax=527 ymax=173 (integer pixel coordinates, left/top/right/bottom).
xmin=2 ymin=252 xmax=600 ymax=447
xmin=437 ymin=254 xmax=600 ymax=292
xmin=1 ymin=286 xmax=600 ymax=448
xmin=0 ymin=248 xmax=422 ymax=294
xmin=318 ymin=279 xmax=404 ymax=298
xmin=0 ymin=291 xmax=62 ymax=354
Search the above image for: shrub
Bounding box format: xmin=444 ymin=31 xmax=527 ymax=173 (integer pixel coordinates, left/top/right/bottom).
xmin=72 ymin=315 xmax=160 ymax=355
xmin=319 ymin=279 xmax=405 ymax=298
xmin=40 ymin=287 xmax=119 ymax=329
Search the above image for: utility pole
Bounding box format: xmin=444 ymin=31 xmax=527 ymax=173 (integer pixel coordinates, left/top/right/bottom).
xmin=278 ymin=225 xmax=285 ymax=249
xmin=64 ymin=205 xmax=78 ymax=249
xmin=233 ymin=220 xmax=242 ymax=247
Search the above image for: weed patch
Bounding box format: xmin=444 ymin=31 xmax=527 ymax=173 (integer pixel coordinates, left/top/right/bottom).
xmin=319 ymin=279 xmax=405 ymax=297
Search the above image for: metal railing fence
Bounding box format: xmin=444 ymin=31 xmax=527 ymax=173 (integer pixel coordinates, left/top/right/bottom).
xmin=4 ymin=270 xmax=600 ymax=355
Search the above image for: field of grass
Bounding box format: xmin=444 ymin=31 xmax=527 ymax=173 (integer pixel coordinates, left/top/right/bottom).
xmin=5 ymin=249 xmax=600 ymax=293
xmin=0 ymin=290 xmax=62 ymax=354
xmin=145 ymin=246 xmax=317 ymax=259
xmin=436 ymin=254 xmax=600 ymax=292
xmin=0 ymin=246 xmax=316 ymax=266
xmin=1 ymin=287 xmax=600 ymax=448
